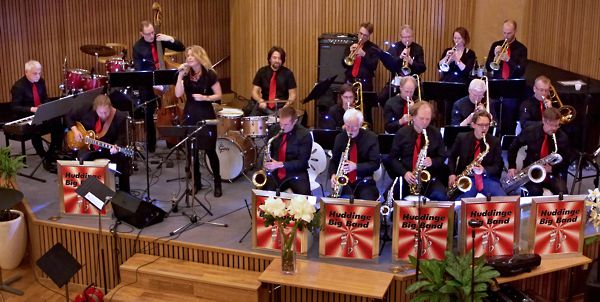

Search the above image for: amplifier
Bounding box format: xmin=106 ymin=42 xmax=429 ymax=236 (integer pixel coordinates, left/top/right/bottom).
xmin=318 ymin=33 xmax=357 ymax=83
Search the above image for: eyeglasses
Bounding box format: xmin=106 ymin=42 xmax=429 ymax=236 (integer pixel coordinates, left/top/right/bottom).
xmin=475 ymin=123 xmax=490 ymax=128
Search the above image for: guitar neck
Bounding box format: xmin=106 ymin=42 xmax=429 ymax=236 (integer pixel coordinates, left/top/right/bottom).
xmin=85 ymin=137 xmax=121 ymax=152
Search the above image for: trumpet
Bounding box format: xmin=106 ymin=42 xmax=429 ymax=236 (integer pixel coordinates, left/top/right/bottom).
xmin=548 ymin=84 xmax=576 ymax=124
xmin=401 ymin=42 xmax=411 ymax=75
xmin=439 ymin=44 xmax=457 ymax=72
xmin=490 ymin=39 xmax=509 ymax=71
xmin=344 ymin=38 xmax=365 ymax=66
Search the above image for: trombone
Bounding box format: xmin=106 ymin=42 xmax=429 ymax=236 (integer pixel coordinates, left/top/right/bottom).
xmin=490 ymin=39 xmax=509 ymax=71
xmin=344 ymin=38 xmax=365 ymax=66
xmin=439 ymin=43 xmax=457 ymax=72
xmin=548 ymin=84 xmax=576 ymax=124
xmin=401 ymin=42 xmax=411 ymax=75
xmin=352 ymin=81 xmax=369 ymax=129
xmin=480 ymin=76 xmax=497 ymax=126
xmin=412 ymin=74 xmax=422 ymax=102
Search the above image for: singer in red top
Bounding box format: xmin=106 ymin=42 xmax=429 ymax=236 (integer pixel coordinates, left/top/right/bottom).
xmin=175 ymin=45 xmax=222 ymax=197
xmin=251 ymin=46 xmax=297 ymax=116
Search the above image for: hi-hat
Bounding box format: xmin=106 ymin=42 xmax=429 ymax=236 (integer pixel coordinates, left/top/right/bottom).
xmin=80 ymin=44 xmax=116 ymax=57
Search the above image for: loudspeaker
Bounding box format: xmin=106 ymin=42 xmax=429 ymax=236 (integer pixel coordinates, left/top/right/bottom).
xmin=111 ymin=191 xmax=166 ymax=229
xmin=36 ymin=243 xmax=82 ymax=288
xmin=317 ymin=33 xmax=357 ymax=84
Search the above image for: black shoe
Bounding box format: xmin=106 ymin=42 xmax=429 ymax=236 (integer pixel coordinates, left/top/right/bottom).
xmin=43 ymin=160 xmax=57 ymax=174
xmin=214 ymin=178 xmax=222 ymax=198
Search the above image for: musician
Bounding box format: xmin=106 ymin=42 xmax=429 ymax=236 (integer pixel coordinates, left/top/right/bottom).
xmin=251 ymin=46 xmax=297 ymax=116
xmin=322 ymin=84 xmax=355 ymax=130
xmin=508 ymin=108 xmax=571 ymax=196
xmin=383 ymin=76 xmax=415 ymax=134
xmin=67 ymin=95 xmax=130 ymax=193
xmin=438 ymin=27 xmax=476 ymax=84
xmin=450 ymin=79 xmax=497 ymax=126
xmin=345 ymin=22 xmax=379 ymax=92
xmin=448 ymin=111 xmax=505 ymax=200
xmin=175 ymin=45 xmax=222 ymax=197
xmin=10 ymin=60 xmax=63 ymax=173
xmin=519 ymin=75 xmax=552 ymax=130
xmin=263 ymin=106 xmax=312 ymax=195
xmin=133 ymin=20 xmax=185 ymax=153
xmin=485 ymin=20 xmax=527 ymax=80
xmin=329 ymin=109 xmax=380 ymax=201
xmin=378 ymin=24 xmax=425 ymax=106
xmin=384 ymin=101 xmax=447 ymax=201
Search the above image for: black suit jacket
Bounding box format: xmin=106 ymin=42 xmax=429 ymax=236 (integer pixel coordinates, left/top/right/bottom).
xmin=133 ymin=37 xmax=185 ymax=71
xmin=387 ymin=41 xmax=426 ymax=75
xmin=439 ymin=47 xmax=476 ymax=83
xmin=519 ymin=96 xmax=544 ymax=130
xmin=383 ymin=95 xmax=408 ymax=134
xmin=448 ymin=132 xmax=503 ymax=180
xmin=485 ymin=39 xmax=527 ymax=79
xmin=66 ymin=108 xmax=128 ymax=147
xmin=10 ymin=76 xmax=49 ymax=118
xmin=328 ymin=129 xmax=380 ymax=182
xmin=508 ymin=122 xmax=571 ymax=175
xmin=268 ymin=123 xmax=312 ymax=179
xmin=385 ymin=125 xmax=447 ymax=179
xmin=344 ymin=40 xmax=380 ymax=86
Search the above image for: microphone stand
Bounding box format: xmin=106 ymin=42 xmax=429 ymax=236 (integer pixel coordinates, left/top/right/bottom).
xmin=414 ymin=177 xmax=433 ymax=282
xmin=349 ymin=178 xmax=371 ymax=204
xmin=135 ymin=96 xmax=161 ymax=202
xmin=276 ymin=176 xmax=300 ymax=197
xmin=468 ymin=219 xmax=484 ymax=302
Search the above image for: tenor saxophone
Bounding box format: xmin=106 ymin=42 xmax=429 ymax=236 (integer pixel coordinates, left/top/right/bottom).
xmin=409 ymin=128 xmax=431 ymax=195
xmin=447 ymin=135 xmax=490 ymax=196
xmin=332 ymin=135 xmax=352 ymax=198
xmin=252 ymin=129 xmax=283 ymax=188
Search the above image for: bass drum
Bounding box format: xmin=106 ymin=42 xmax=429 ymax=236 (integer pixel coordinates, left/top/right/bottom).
xmin=205 ymin=130 xmax=256 ymax=181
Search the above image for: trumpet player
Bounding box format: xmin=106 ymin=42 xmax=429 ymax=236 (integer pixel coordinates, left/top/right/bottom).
xmin=447 ymin=111 xmax=505 ymax=200
xmin=328 ymin=109 xmax=380 ymax=200
xmin=508 ymin=108 xmax=571 ymax=196
xmin=519 ymin=75 xmax=553 ymax=130
xmin=383 ymin=76 xmax=416 ymax=134
xmin=451 ymin=79 xmax=497 ymax=126
xmin=438 ymin=27 xmax=476 ymax=84
xmin=383 ymin=101 xmax=447 ymax=201
xmin=485 ymin=20 xmax=527 ymax=80
xmin=262 ymin=106 xmax=312 ymax=195
xmin=344 ymin=22 xmax=379 ymax=92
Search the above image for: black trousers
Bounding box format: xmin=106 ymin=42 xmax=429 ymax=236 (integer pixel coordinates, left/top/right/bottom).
xmin=138 ymin=87 xmax=157 ymax=151
xmin=337 ymin=179 xmax=379 ymax=201
xmin=389 ymin=177 xmax=448 ymax=201
xmin=32 ymin=118 xmax=64 ymax=160
xmin=523 ymin=174 xmax=568 ymax=196
xmin=263 ymin=173 xmax=311 ymax=195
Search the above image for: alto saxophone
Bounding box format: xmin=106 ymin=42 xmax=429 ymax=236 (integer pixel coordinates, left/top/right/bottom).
xmin=447 ymin=135 xmax=490 ymax=197
xmin=409 ymin=128 xmax=431 ymax=195
xmin=501 ymin=133 xmax=563 ymax=193
xmin=332 ymin=135 xmax=352 ymax=198
xmin=252 ymin=129 xmax=283 ymax=188
xmin=380 ymin=177 xmax=399 ymax=216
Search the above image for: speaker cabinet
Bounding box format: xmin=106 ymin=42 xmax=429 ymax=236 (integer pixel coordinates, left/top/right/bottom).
xmin=317 ymin=33 xmax=357 ymax=84
xmin=111 ymin=191 xmax=166 ymax=229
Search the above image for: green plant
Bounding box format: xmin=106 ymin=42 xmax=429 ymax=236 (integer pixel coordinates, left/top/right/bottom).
xmin=0 ymin=147 xmax=25 ymax=221
xmin=406 ymin=251 xmax=500 ymax=302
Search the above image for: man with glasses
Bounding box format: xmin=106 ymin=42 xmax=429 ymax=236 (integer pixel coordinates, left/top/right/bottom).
xmin=508 ymin=107 xmax=571 ymax=196
xmin=383 ymin=76 xmax=416 ymax=134
xmin=519 ymin=75 xmax=553 ymax=130
xmin=329 ymin=108 xmax=380 ymax=200
xmin=447 ymin=111 xmax=505 ymax=200
xmin=322 ymin=84 xmax=355 ymax=130
xmin=451 ymin=78 xmax=497 ymax=126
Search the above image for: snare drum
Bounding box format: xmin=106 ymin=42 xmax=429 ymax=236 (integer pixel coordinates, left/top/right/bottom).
xmin=105 ymin=58 xmax=127 ymax=73
xmin=84 ymin=75 xmax=107 ymax=90
xmin=129 ymin=120 xmax=145 ymax=143
xmin=217 ymin=107 xmax=243 ymax=137
xmin=241 ymin=116 xmax=268 ymax=137
xmin=206 ymin=131 xmax=256 ymax=180
xmin=65 ymin=69 xmax=90 ymax=91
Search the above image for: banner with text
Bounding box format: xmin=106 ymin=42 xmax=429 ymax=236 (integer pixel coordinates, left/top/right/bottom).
xmin=531 ymin=196 xmax=585 ymax=256
xmin=58 ymin=160 xmax=111 ymax=216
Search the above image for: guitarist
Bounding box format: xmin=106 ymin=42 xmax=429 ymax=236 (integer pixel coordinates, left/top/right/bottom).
xmin=133 ymin=20 xmax=185 ymax=153
xmin=66 ymin=95 xmax=131 ymax=193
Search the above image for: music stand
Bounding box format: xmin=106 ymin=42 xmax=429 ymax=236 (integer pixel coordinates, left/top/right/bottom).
xmin=153 ymin=69 xmax=178 ymax=86
xmin=487 ymin=78 xmax=527 ymax=136
xmin=36 ymin=243 xmax=82 ymax=302
xmin=422 ymin=81 xmax=468 ymax=126
xmin=303 ymin=75 xmax=337 ymax=104
xmin=378 ymin=50 xmax=401 ymax=74
xmin=311 ymin=129 xmax=340 ymax=151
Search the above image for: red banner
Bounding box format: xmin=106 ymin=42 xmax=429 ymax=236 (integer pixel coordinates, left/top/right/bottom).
xmin=254 ymin=195 xmax=305 ymax=252
xmin=322 ymin=204 xmax=375 ymax=259
xmin=60 ymin=165 xmax=108 ymax=215
xmin=533 ymin=200 xmax=584 ymax=255
xmin=396 ymin=206 xmax=450 ymax=261
xmin=464 ymin=201 xmax=517 ymax=257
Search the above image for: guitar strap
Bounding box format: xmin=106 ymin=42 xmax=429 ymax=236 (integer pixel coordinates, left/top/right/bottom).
xmin=96 ymin=108 xmax=116 ymax=139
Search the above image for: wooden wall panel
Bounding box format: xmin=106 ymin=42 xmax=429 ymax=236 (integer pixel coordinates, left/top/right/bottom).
xmin=0 ymin=0 xmax=230 ymax=102
xmin=230 ymin=0 xmax=475 ymax=127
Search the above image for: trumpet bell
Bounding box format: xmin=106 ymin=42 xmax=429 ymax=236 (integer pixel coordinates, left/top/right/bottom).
xmin=490 ymin=62 xmax=500 ymax=71
xmin=559 ymin=105 xmax=576 ymax=124
xmin=401 ymin=66 xmax=411 ymax=76
xmin=344 ymin=56 xmax=354 ymax=67
xmin=457 ymin=176 xmax=472 ymax=193
xmin=439 ymin=62 xmax=450 ymax=72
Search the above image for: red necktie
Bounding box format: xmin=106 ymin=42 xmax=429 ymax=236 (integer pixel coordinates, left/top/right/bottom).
xmin=539 ymin=100 xmax=545 ymax=120
xmin=412 ymin=133 xmax=422 ymax=169
xmin=501 ymin=46 xmax=511 ymax=79
xmin=403 ymin=98 xmax=408 ymax=115
xmin=268 ymin=71 xmax=277 ymax=110
xmin=474 ymin=140 xmax=484 ymax=192
xmin=277 ymin=133 xmax=287 ymax=180
xmin=150 ymin=43 xmax=160 ymax=70
xmin=348 ymin=141 xmax=357 ymax=183
xmin=351 ymin=56 xmax=362 ymax=78
xmin=32 ymin=83 xmax=41 ymax=107
xmin=540 ymin=134 xmax=549 ymax=158
xmin=93 ymin=118 xmax=102 ymax=151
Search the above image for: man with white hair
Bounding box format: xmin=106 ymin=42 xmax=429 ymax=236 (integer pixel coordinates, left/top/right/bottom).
xmin=10 ymin=60 xmax=63 ymax=173
xmin=450 ymin=78 xmax=497 ymax=126
xmin=328 ymin=108 xmax=380 ymax=200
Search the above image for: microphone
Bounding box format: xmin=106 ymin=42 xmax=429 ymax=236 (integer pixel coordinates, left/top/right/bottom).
xmin=197 ymin=119 xmax=218 ymax=126
xmin=349 ymin=178 xmax=372 ymax=204
xmin=276 ymin=176 xmax=299 ymax=197
xmin=468 ymin=219 xmax=484 ymax=228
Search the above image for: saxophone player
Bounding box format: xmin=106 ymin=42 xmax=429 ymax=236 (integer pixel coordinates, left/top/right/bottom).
xmin=328 ymin=109 xmax=380 ymax=200
xmin=507 ymin=107 xmax=571 ymax=196
xmin=262 ymin=106 xmax=312 ymax=195
xmin=384 ymin=101 xmax=447 ymax=201
xmin=447 ymin=111 xmax=505 ymax=200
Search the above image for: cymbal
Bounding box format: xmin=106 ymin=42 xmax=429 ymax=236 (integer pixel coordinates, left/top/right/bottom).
xmin=80 ymin=44 xmax=116 ymax=57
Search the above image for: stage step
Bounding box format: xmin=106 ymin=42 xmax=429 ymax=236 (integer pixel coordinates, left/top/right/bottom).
xmin=112 ymin=253 xmax=266 ymax=302
xmin=105 ymin=284 xmax=217 ymax=302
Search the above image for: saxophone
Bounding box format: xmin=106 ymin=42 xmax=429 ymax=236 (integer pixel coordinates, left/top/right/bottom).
xmin=447 ymin=135 xmax=490 ymax=197
xmin=332 ymin=135 xmax=352 ymax=198
xmin=252 ymin=129 xmax=283 ymax=188
xmin=501 ymin=133 xmax=563 ymax=193
xmin=380 ymin=177 xmax=399 ymax=216
xmin=409 ymin=128 xmax=431 ymax=195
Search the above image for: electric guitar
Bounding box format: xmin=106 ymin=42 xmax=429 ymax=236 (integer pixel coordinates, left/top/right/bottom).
xmin=66 ymin=122 xmax=134 ymax=157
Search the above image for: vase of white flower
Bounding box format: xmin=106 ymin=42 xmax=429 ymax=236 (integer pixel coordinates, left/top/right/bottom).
xmin=278 ymin=221 xmax=297 ymax=274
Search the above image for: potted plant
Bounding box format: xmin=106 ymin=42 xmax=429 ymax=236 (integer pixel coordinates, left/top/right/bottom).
xmin=0 ymin=146 xmax=27 ymax=270
xmin=406 ymin=250 xmax=500 ymax=302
